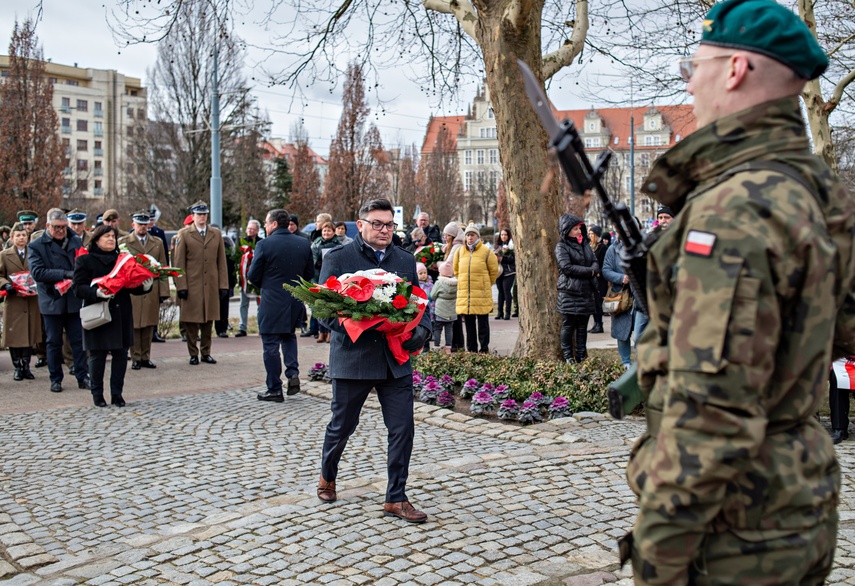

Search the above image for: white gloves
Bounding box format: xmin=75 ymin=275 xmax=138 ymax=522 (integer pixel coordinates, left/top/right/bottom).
xmin=142 ymin=278 xmax=154 ymax=291
xmin=96 ymin=288 xmax=113 ymax=300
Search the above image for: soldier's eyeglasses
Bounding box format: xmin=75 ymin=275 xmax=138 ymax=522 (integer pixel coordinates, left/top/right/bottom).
xmin=677 ymin=54 xmax=753 ymax=82
xmin=361 ymin=219 xmax=397 ymax=232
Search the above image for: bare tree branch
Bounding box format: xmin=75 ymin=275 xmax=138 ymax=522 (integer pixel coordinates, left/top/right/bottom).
xmin=422 ymin=0 xmax=478 ymax=40
xmin=542 ymin=0 xmax=588 ymax=80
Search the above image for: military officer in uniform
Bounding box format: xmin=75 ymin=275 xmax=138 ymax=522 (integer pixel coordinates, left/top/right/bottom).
xmin=120 ymin=211 xmax=170 ymax=370
xmin=0 ymin=222 xmax=42 ymax=381
xmin=622 ymin=1 xmax=855 ymax=583
xmin=4 ymin=210 xmax=38 ymax=250
xmin=67 ymin=210 xmax=92 ymax=247
xmin=172 ymin=201 xmax=228 ymax=365
xmin=101 ymin=209 xmax=129 ymax=238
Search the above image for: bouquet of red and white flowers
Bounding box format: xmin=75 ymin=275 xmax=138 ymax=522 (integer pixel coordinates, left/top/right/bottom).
xmin=284 ymin=268 xmax=428 ymax=364
xmin=414 ymin=243 xmax=444 ymax=267
xmin=91 ymin=253 xmax=158 ymax=295
xmin=0 ymin=271 xmax=37 ymax=297
xmin=132 ymin=253 xmax=185 ymax=281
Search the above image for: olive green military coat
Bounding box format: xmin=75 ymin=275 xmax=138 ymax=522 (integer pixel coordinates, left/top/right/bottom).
xmin=172 ymin=225 xmax=227 ymax=324
xmin=120 ymin=233 xmax=170 ymax=328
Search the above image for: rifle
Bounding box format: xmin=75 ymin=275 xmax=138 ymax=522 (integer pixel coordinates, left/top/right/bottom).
xmin=518 ymin=60 xmax=647 ymax=419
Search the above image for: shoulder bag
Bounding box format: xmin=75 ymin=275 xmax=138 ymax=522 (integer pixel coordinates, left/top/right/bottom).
xmin=80 ymin=300 xmax=112 ymax=330
xmin=603 ymin=284 xmax=633 ymax=316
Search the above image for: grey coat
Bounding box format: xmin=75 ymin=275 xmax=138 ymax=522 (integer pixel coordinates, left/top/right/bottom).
xmin=319 ymin=233 xmax=432 ymax=380
xmin=601 ymin=240 xmax=633 ymax=342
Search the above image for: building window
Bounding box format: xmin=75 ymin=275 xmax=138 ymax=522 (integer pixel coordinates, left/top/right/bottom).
xmin=584 ymin=137 xmax=601 ymax=148
xmin=67 ymin=80 xmax=79 ymax=86
xmin=488 ymin=108 xmax=494 ymax=119
xmin=464 ymin=150 xmax=472 ymax=165
xmin=588 ymin=122 xmax=596 ymax=131
xmin=94 ymin=160 xmax=102 ymax=170
xmin=127 ymin=107 xmax=134 ymax=118
xmin=94 ymin=121 xmax=104 ymax=136
xmin=61 ymin=97 xmax=70 ymax=109
xmin=94 ymin=140 xmax=102 ymax=150
xmin=76 ymin=119 xmax=88 ymax=132
xmin=94 ymin=101 xmax=102 ymax=111
xmin=95 ymin=180 xmax=102 ymax=189
xmin=61 ymin=118 xmax=70 ymax=128
xmin=77 ymin=159 xmax=88 ymax=171
xmin=130 ymin=90 xmax=138 ymax=96
xmin=137 ymin=108 xmax=145 ymax=119
xmin=644 ymin=135 xmax=662 ymax=146
xmin=648 ymin=119 xmax=657 ymax=130
xmin=489 ymin=149 xmax=498 ymax=164
xmin=76 ymin=100 xmax=88 ymax=112
xmin=127 ymin=127 xmax=134 ymax=137
xmin=489 ymin=170 xmax=499 ymax=188
xmin=476 ymin=150 xmax=485 ymax=165
xmin=77 ymin=179 xmax=88 ymax=191
xmin=76 ymin=140 xmax=87 ymax=151
xmin=640 ymin=153 xmax=650 ymax=167
xmin=464 ymin=171 xmax=472 ymax=191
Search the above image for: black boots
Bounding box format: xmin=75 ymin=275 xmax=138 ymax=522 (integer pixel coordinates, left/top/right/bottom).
xmin=589 ymin=323 xmax=604 ymax=334
xmin=832 ymin=429 xmax=848 ymax=445
xmin=13 ymin=359 xmax=23 ymax=381
xmin=21 ymin=358 xmax=34 ymax=380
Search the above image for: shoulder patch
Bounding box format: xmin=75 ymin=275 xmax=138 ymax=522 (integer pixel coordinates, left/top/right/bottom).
xmin=684 ymin=230 xmax=716 ymax=257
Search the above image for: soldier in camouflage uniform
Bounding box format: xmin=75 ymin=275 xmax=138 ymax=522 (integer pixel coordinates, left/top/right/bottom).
xmin=621 ymin=0 xmax=855 ymax=583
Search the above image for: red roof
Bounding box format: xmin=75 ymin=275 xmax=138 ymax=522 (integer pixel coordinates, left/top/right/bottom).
xmin=420 ymin=115 xmax=467 ymax=156
xmin=260 ymin=141 xmax=328 ymax=164
xmin=420 ymin=105 xmax=696 ymax=155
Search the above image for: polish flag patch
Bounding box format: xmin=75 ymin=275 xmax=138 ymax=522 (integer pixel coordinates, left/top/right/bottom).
xmin=684 ymin=230 xmax=716 ymax=257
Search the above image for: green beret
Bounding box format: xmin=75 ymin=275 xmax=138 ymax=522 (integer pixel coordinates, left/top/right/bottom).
xmin=702 ymin=0 xmax=828 ymax=80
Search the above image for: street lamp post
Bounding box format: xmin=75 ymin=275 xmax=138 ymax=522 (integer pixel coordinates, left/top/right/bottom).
xmin=210 ymin=22 xmax=223 ymax=228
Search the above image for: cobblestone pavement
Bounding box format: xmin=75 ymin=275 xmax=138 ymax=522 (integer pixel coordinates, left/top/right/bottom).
xmin=2 ymin=381 xmax=855 ymax=585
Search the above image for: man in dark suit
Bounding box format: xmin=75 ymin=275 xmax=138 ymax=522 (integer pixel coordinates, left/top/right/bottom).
xmin=316 ymin=198 xmax=432 ymax=523
xmin=248 ymin=208 xmax=314 ymax=402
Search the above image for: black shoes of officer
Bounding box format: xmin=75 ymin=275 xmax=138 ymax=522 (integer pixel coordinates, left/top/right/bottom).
xmin=287 ymin=376 xmax=301 ymax=396
xmin=13 ymin=360 xmax=23 ymax=381
xmin=131 ymin=361 xmax=142 ymax=370
xmin=257 ymin=390 xmax=284 ymax=403
xmin=201 ymin=355 xmax=217 ymax=364
xmin=589 ymin=323 xmax=605 ymax=334
xmin=50 ymin=381 xmax=62 ymax=393
xmin=300 ymin=330 xmax=318 ymax=338
xmin=140 ymin=360 xmax=156 ymax=369
xmin=35 ymin=358 xmax=47 ymax=368
xmin=189 ymin=356 xmax=199 ymax=365
xmin=216 ymin=332 xmax=229 ymax=338
xmin=832 ymin=429 xmax=849 ymax=445
xmin=494 ymin=314 xmax=505 ymax=320
xmin=22 ymin=359 xmax=34 ymax=380
xmin=93 ymin=395 xmax=108 ymax=407
xmin=69 ymin=366 xmax=76 ymax=376
xmin=78 ymin=376 xmax=91 ymax=390
xmin=235 ymin=330 xmax=247 ymax=338
xmin=152 ymin=331 xmax=166 ymax=343
xmin=112 ymin=397 xmax=126 ymax=407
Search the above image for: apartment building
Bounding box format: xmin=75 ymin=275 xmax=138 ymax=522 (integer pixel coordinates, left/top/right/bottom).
xmin=0 ymin=57 xmax=148 ymax=201
xmin=421 ymin=82 xmax=697 ymax=225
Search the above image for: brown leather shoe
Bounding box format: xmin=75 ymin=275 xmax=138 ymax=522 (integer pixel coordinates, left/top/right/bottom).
xmin=383 ymin=501 xmax=427 ymax=523
xmin=317 ymin=476 xmax=337 ymax=503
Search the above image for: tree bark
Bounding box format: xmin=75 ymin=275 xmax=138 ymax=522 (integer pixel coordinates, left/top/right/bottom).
xmin=478 ymin=3 xmax=563 ymax=360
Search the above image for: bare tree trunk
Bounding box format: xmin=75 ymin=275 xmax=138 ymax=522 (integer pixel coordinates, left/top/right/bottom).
xmin=802 ymin=79 xmax=838 ymax=173
xmin=479 ymin=7 xmax=563 ymax=360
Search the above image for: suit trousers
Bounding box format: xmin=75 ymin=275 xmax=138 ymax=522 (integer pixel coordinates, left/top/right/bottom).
xmin=43 ymin=313 xmax=88 ymax=384
xmin=132 ymin=326 xmax=154 ymax=361
xmin=185 ymin=321 xmax=213 ymax=356
xmin=830 ymin=371 xmax=851 ymax=431
xmin=321 ymin=374 xmax=415 ymax=502
xmin=89 ymin=348 xmax=128 ymax=401
xmin=238 ymin=290 xmax=251 ymax=332
xmin=261 ymin=333 xmax=298 ymax=393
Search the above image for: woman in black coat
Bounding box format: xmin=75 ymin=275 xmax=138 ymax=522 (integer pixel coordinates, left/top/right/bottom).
xmin=73 ymin=225 xmax=151 ymax=407
xmin=554 ymin=213 xmax=598 ymax=363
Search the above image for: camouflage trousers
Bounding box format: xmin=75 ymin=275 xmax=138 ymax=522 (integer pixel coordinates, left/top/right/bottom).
xmin=628 ymin=517 xmax=837 ymax=585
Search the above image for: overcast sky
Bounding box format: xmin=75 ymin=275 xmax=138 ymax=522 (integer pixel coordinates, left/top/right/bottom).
xmin=0 ymin=0 xmax=657 ymax=158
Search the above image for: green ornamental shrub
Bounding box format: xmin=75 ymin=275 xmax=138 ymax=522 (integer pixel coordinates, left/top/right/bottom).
xmin=413 ymin=351 xmax=624 ymax=414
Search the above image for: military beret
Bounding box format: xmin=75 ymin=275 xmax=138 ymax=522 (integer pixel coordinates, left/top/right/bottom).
xmin=189 ymin=201 xmax=210 ymax=214
xmin=17 ymin=210 xmax=37 ymax=223
xmin=656 ymin=206 xmax=674 ymax=218
xmin=131 ymin=210 xmax=151 ymax=224
xmin=67 ymin=209 xmax=87 ymax=223
xmin=701 ymin=0 xmax=828 ymax=80
xmin=184 ymin=215 xmax=194 ymax=226
xmin=102 ymin=209 xmax=120 ymax=222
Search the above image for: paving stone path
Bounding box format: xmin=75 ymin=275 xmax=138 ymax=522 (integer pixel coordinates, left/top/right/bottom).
xmin=2 ymin=381 xmax=855 ymax=585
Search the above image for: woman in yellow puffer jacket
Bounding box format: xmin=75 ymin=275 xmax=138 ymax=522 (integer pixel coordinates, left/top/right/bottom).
xmin=453 ymin=223 xmax=499 ymax=353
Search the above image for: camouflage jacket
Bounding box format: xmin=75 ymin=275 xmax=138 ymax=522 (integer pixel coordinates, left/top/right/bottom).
xmin=626 ymin=96 xmax=855 ymax=584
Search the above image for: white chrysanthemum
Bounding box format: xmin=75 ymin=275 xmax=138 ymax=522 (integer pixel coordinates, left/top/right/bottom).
xmin=144 ymin=254 xmax=162 ymax=268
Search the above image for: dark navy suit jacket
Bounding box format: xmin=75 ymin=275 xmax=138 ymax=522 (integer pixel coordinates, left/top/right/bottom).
xmin=247 ymin=227 xmax=314 ymax=334
xmin=28 ymin=228 xmax=84 ymax=315
xmin=320 ymin=233 xmax=431 ymax=380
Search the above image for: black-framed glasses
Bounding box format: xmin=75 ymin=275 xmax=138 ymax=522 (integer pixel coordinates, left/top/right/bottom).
xmin=47 ymin=224 xmax=67 ymax=231
xmin=361 ymin=219 xmax=397 ymax=232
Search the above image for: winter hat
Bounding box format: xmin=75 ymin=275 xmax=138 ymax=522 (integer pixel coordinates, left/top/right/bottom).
xmin=590 ymin=225 xmax=603 ymax=237
xmin=443 ymin=222 xmax=459 ymax=238
xmin=438 ymin=261 xmax=454 ymax=278
xmin=416 ymin=262 xmax=427 ymax=274
xmin=464 ymin=223 xmax=480 ymax=237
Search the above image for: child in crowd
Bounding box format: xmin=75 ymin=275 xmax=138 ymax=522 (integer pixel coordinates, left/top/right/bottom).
xmin=416 ymin=262 xmax=434 ymax=353
xmin=430 ymin=261 xmax=458 ymax=354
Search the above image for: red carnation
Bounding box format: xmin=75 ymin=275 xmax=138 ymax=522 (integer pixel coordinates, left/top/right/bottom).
xmin=392 ymin=295 xmax=409 ymax=309
xmin=420 ymin=256 xmax=428 ymax=263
